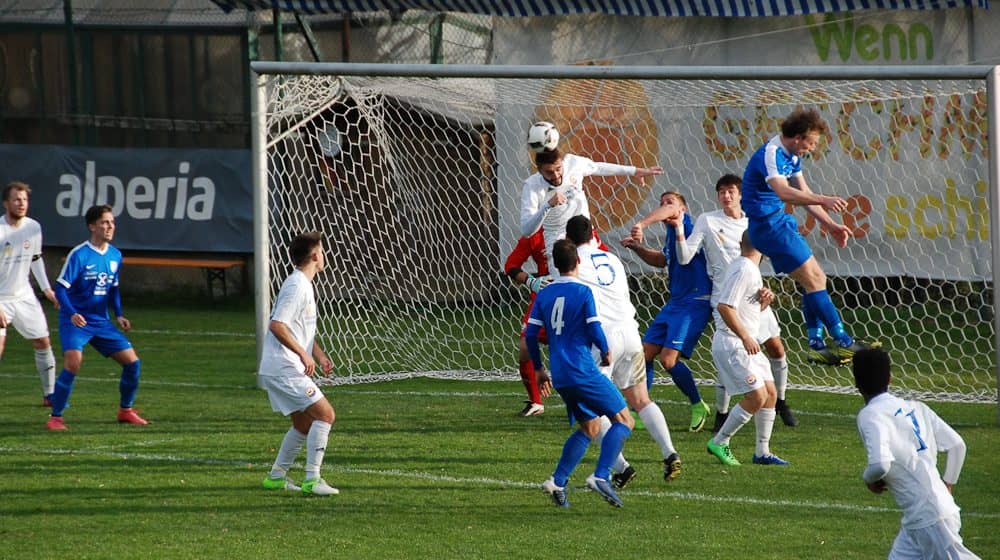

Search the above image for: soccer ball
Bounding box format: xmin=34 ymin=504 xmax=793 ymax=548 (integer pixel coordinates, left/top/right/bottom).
xmin=526 ymin=121 xmax=559 ymax=153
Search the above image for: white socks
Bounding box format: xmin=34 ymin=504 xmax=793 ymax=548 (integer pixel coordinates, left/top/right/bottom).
xmin=714 ymin=383 xmax=730 ymax=415
xmin=638 ymin=403 xmax=676 ymax=457
xmin=269 ymin=427 xmax=306 ymax=479
xmin=305 ymin=420 xmax=332 ymax=481
xmin=770 ymin=356 xmax=789 ymax=401
xmin=35 ymin=347 xmax=56 ymax=395
xmin=754 ymin=407 xmax=776 ymax=457
xmin=713 ymin=404 xmax=753 ymax=446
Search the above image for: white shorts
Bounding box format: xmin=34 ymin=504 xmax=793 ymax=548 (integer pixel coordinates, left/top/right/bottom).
xmin=711 ymin=331 xmax=773 ymax=395
xmin=889 ymin=515 xmax=980 ymax=560
xmin=595 ymin=325 xmax=646 ymax=390
xmin=0 ymin=296 xmax=50 ymax=340
xmin=259 ymin=374 xmax=325 ymax=416
xmin=756 ymin=306 xmax=781 ymax=344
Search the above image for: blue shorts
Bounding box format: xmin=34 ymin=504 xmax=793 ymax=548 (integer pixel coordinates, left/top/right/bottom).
xmin=643 ymin=298 xmax=711 ymax=359
xmin=747 ymin=212 xmax=813 ymax=274
xmin=555 ymin=375 xmax=627 ymax=426
xmin=59 ymin=319 xmax=133 ymax=357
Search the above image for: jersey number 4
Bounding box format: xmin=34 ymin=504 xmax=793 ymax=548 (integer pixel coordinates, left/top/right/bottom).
xmin=894 ymin=408 xmax=928 ymax=452
xmin=550 ymin=296 xmax=566 ymax=335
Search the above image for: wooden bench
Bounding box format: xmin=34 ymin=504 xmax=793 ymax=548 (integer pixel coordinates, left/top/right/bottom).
xmin=122 ymin=256 xmax=246 ymax=298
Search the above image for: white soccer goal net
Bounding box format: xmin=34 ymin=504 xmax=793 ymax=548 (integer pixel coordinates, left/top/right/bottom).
xmin=252 ymin=63 xmax=1000 ymax=403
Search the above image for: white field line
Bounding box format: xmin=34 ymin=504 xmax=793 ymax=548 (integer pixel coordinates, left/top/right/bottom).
xmin=0 ymin=372 xmax=959 ymax=424
xmin=131 ymin=329 xmax=253 ymax=337
xmin=2 ymin=444 xmax=997 ymax=520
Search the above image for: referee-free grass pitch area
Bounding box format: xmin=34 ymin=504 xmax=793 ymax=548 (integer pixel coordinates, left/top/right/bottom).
xmin=0 ymin=302 xmax=998 ymax=559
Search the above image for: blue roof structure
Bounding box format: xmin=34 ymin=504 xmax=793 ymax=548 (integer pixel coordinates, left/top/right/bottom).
xmin=212 ymin=0 xmax=987 ymax=17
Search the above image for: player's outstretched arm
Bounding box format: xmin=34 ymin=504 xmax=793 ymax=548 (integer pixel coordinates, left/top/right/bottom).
xmin=620 ymin=236 xmax=667 ymax=268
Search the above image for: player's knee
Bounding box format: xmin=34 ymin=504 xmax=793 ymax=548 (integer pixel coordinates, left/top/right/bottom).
xmin=618 ymin=410 xmax=636 ymax=430
xmin=764 ymin=339 xmax=785 ymax=359
xmin=579 ymin=422 xmax=601 ymax=439
xmin=742 ymin=390 xmax=767 ymax=413
xmin=31 ymin=337 xmax=51 ymax=350
xmin=658 ymin=354 xmax=678 ymax=370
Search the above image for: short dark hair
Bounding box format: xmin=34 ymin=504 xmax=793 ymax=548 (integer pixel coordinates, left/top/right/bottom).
xmin=85 ymin=204 xmax=113 ymax=225
xmin=715 ymin=174 xmax=741 ymax=192
xmin=534 ymin=148 xmax=564 ymax=168
xmin=565 ymin=215 xmax=592 ymax=245
xmin=781 ymin=108 xmax=828 ymax=138
xmin=852 ymin=348 xmax=892 ymax=397
xmin=290 ymin=231 xmax=323 ymax=267
xmin=3 ymin=181 xmax=30 ymax=201
xmin=552 ymin=239 xmax=578 ymax=274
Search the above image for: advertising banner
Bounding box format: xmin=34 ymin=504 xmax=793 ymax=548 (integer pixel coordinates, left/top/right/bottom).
xmin=0 ymin=144 xmax=252 ymax=253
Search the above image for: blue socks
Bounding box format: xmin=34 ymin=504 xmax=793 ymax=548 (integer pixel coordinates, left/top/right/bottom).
xmin=668 ymin=361 xmax=702 ymax=404
xmin=595 ymin=423 xmax=632 ymax=481
xmin=800 ymin=287 xmax=825 ymax=346
xmin=50 ymin=369 xmax=76 ymax=416
xmin=802 ymin=290 xmax=853 ymax=348
xmin=120 ymin=360 xmax=141 ymax=409
xmin=553 ymin=430 xmax=591 ymax=487
xmin=645 ymin=361 xmax=655 ymax=391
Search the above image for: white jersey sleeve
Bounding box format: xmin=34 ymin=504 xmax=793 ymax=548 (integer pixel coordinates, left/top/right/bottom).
xmin=519 ymin=174 xmax=548 ymax=237
xmin=259 ymin=270 xmax=318 ymax=377
xmin=675 ymin=213 xmax=707 ymax=266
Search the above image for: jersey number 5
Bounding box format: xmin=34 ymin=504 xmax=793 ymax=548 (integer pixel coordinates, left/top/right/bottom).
xmin=550 ymin=296 xmax=566 ymax=335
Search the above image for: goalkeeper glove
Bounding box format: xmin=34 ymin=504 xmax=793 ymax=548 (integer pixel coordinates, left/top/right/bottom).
xmin=526 ymin=274 xmax=552 ymax=294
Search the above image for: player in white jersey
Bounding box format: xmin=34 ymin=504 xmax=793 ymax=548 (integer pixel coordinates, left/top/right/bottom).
xmin=0 ymin=182 xmax=58 ymax=405
xmin=637 ymin=174 xmax=798 ymax=430
xmin=259 ymin=232 xmax=339 ymax=497
xmin=706 ymin=232 xmax=789 ymax=467
xmin=853 ymin=349 xmax=979 ymax=560
xmin=567 ymin=215 xmax=682 ymax=482
xmin=520 ymin=148 xmax=663 ymax=271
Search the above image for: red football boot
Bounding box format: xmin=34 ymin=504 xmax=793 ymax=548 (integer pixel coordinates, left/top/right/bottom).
xmin=117 ymin=408 xmax=149 ymax=425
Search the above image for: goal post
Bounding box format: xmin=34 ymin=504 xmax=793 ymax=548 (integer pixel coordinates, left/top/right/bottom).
xmin=250 ymin=61 xmax=1000 ymax=406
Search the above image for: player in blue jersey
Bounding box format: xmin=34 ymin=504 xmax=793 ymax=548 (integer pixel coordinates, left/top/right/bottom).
xmin=526 ymin=239 xmax=634 ymax=508
xmin=625 ymin=191 xmax=713 ymax=432
xmin=741 ymin=108 xmax=879 ymax=363
xmin=45 ymin=205 xmax=146 ymax=430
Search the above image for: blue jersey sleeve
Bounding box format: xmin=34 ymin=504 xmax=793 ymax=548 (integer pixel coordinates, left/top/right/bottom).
xmin=56 ymin=249 xmax=81 ymax=289
xmin=582 ymin=291 xmax=608 ymax=354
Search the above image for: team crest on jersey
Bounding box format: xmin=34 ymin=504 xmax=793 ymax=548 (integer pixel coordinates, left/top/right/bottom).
xmin=110 ymin=261 xmax=119 ymax=273
xmin=745 ymin=374 xmax=757 ymax=386
xmin=22 ymin=240 xmax=30 ymax=249
xmin=305 ymin=386 xmax=317 ymax=397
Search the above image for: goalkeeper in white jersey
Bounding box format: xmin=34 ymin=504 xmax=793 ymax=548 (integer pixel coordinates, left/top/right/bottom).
xmin=520 ymin=148 xmax=663 ymax=272
xmin=853 ymin=348 xmax=979 ymax=560
xmin=635 ymin=174 xmax=799 ymax=431
xmin=566 ymin=215 xmax=682 ymax=483
xmin=0 ymin=182 xmax=58 ymax=405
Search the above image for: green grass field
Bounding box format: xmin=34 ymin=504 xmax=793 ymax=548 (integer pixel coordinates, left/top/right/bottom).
xmin=1 ymin=301 xmax=998 ymax=559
